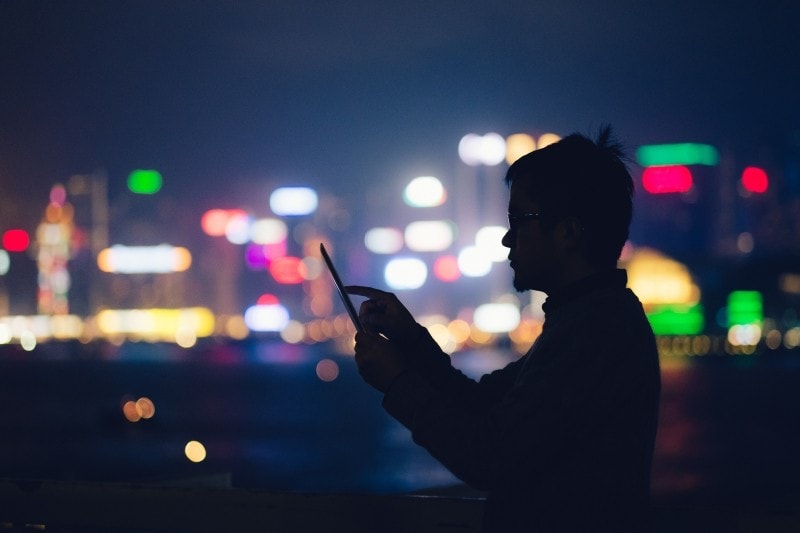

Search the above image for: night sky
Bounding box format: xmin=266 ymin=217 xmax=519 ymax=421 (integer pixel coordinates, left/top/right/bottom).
xmin=1 ymin=1 xmax=799 ymax=216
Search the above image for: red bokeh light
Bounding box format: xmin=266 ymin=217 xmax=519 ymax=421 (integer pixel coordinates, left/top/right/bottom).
xmin=642 ymin=166 xmax=693 ymax=194
xmin=433 ymin=255 xmax=461 ymax=282
xmin=269 ymin=256 xmax=304 ymax=284
xmin=2 ymin=229 xmax=30 ymax=252
xmin=741 ymin=166 xmax=768 ymax=193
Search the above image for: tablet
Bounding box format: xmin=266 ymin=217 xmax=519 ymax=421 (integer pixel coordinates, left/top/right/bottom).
xmin=320 ymin=243 xmax=365 ymax=332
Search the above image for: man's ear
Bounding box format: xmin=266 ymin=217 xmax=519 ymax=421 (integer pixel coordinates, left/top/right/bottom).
xmin=556 ymin=216 xmax=584 ymax=251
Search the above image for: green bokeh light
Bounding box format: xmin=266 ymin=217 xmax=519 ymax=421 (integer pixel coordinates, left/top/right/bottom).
xmin=636 ymin=143 xmax=719 ymax=167
xmin=647 ymin=304 xmax=705 ymax=335
xmin=727 ymin=290 xmax=763 ymax=327
xmin=127 ymin=170 xmax=163 ymax=195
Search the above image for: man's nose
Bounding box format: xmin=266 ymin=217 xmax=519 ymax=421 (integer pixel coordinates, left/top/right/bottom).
xmin=501 ymin=229 xmax=512 ymax=248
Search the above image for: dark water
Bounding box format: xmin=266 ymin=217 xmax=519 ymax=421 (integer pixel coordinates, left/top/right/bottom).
xmin=1 ymin=340 xmax=799 ymax=514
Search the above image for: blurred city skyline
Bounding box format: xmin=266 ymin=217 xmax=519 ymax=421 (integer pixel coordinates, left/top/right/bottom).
xmin=1 ymin=2 xmax=799 ymax=349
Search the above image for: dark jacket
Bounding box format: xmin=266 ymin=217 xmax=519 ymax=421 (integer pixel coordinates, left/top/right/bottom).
xmin=383 ymin=270 xmax=661 ymax=532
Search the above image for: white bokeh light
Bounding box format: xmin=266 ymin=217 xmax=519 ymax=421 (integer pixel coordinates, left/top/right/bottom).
xmin=459 ymin=133 xmax=507 ymax=166
xmin=403 ymin=176 xmax=446 ymax=207
xmin=250 ymin=218 xmax=288 ymax=245
xmin=475 ymin=226 xmax=508 ymax=262
xmin=364 ymin=227 xmax=404 ymax=254
xmin=474 ymin=303 xmax=521 ymax=333
xmin=225 ymin=212 xmax=252 ymax=245
xmin=458 ymin=246 xmax=492 ymax=277
xmin=384 ymin=257 xmax=428 ymax=290
xmin=405 ymin=220 xmax=454 ymax=252
xmin=269 ymin=187 xmax=318 ymax=216
xmin=244 ymin=303 xmax=290 ymax=331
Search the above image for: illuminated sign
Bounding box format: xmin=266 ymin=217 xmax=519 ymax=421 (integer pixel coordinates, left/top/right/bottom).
xmin=97 ymin=245 xmax=192 ymax=273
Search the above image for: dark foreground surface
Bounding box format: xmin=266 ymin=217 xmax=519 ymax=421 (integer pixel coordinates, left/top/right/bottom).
xmin=1 ymin=339 xmax=799 ymax=517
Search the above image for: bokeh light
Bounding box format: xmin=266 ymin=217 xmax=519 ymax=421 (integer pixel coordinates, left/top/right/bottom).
xmin=404 ymin=220 xmax=454 ymax=252
xmin=457 ymin=246 xmax=492 ymax=277
xmin=2 ymin=229 xmax=30 ymax=252
xmin=365 ymin=227 xmax=404 ymax=254
xmin=505 ymin=133 xmax=536 ymax=164
xmin=270 ymin=187 xmax=318 ymax=216
xmin=475 ymin=226 xmax=508 ymax=262
xmin=315 ymin=359 xmax=340 ymax=382
xmin=127 ymin=169 xmax=163 ymax=194
xmin=403 ymin=176 xmax=446 ymax=207
xmin=185 ymin=440 xmax=207 ymax=463
xmin=741 ymin=166 xmax=768 ymax=193
xmin=384 ymin=257 xmax=427 ymax=290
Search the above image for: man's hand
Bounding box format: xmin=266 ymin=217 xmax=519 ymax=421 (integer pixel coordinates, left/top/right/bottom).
xmin=353 ymin=331 xmax=409 ymax=393
xmin=345 ymin=285 xmax=420 ymax=343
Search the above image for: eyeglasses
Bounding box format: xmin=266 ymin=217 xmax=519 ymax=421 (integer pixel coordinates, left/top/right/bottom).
xmin=507 ymin=212 xmax=541 ymax=231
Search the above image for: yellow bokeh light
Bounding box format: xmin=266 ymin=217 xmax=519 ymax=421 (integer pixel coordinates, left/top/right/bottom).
xmin=625 ymin=247 xmax=700 ymax=307
xmin=185 ymin=440 xmax=207 ymax=463
xmin=123 ymin=400 xmax=141 ymax=422
xmin=505 ymin=133 xmax=536 ymax=164
xmin=537 ymin=133 xmax=561 ymax=149
xmin=136 ymin=397 xmax=156 ymax=419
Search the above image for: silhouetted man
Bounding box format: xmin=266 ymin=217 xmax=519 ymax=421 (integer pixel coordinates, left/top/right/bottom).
xmin=348 ymin=127 xmax=660 ymax=532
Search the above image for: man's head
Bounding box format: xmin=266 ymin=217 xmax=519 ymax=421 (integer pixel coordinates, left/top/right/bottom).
xmin=501 ymin=126 xmax=633 ymax=293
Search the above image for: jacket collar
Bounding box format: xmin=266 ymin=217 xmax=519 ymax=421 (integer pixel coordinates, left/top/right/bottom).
xmin=542 ymin=269 xmax=627 ymax=315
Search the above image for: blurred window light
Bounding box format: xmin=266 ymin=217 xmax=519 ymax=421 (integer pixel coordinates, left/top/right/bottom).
xmin=741 ymin=166 xmax=768 ymax=193
xmin=244 ymin=244 xmax=268 ymax=270
xmin=2 ymin=229 xmax=30 ymax=252
xmin=642 ymin=165 xmax=693 ymax=194
xmin=433 ymin=255 xmax=461 ymax=282
xmin=244 ymin=301 xmax=290 ymax=331
xmin=270 ymin=187 xmax=318 ymax=216
xmin=458 ymin=246 xmax=492 ymax=277
xmin=201 ymin=209 xmax=241 ymax=237
xmin=225 ymin=212 xmax=252 ymax=244
xmin=474 ymin=303 xmax=521 ymax=333
xmin=646 ymin=304 xmax=705 ymax=335
xmin=475 ymin=226 xmax=508 ymax=262
xmin=537 ymin=133 xmax=561 ymax=149
xmin=0 ymin=250 xmax=9 ymax=275
xmin=269 ymin=256 xmax=304 ymax=284
xmin=300 ymin=256 xmax=323 ymax=280
xmin=96 ymin=308 xmax=215 ymax=339
xmin=50 ymin=184 xmax=67 ymax=206
xmin=264 ymin=240 xmax=288 ymax=261
xmin=403 ymin=176 xmax=447 ymax=207
xmin=97 ymin=244 xmax=192 ymax=273
xmin=385 ymin=257 xmax=427 ymax=290
xmin=728 ymin=324 xmax=762 ymax=347
xmin=636 ymin=143 xmax=719 ymax=167
xmin=727 ymin=290 xmax=763 ymax=327
xmin=364 ymin=227 xmax=404 ymax=254
xmin=0 ymin=324 xmax=11 ymax=344
xmin=280 ymin=320 xmax=305 ymax=344
xmin=505 ymin=133 xmax=536 ymax=164
xmin=779 ymin=273 xmax=800 ymax=295
xmin=127 ymin=169 xmax=163 ymax=194
xmin=458 ymin=133 xmax=507 ymax=166
xmin=405 ymin=220 xmax=455 ymax=252
xmin=250 ymin=218 xmax=288 ymax=244
xmin=625 ymin=247 xmax=700 ymax=306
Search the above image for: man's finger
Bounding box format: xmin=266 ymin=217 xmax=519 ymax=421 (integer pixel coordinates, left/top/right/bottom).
xmin=346 ymin=285 xmax=390 ymax=299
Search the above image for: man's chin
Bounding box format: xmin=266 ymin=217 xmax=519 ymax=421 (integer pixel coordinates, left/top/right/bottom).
xmin=512 ymin=276 xmax=529 ymax=293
